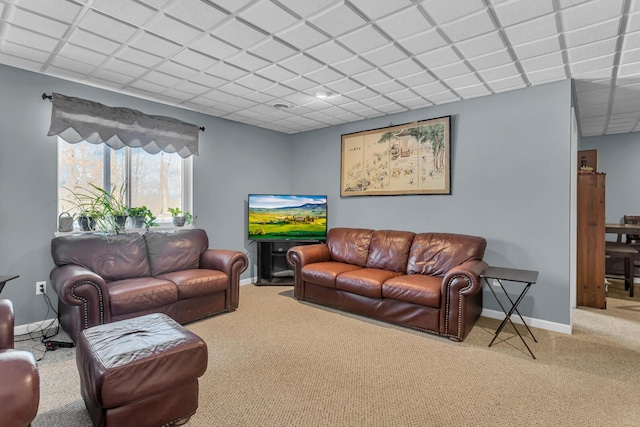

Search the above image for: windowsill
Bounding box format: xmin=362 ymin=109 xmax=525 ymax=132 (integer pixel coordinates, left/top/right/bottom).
xmin=54 ymin=224 xmax=194 ymax=237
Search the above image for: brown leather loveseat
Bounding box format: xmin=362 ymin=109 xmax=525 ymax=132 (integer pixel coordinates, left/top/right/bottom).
xmin=50 ymin=228 xmax=248 ymax=341
xmin=286 ymin=227 xmax=488 ymax=341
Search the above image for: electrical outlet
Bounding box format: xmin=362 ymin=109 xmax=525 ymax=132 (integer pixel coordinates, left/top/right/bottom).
xmin=36 ymin=281 xmax=46 ymax=295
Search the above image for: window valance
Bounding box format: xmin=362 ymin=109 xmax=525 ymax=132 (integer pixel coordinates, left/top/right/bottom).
xmin=47 ymin=93 xmax=199 ymax=158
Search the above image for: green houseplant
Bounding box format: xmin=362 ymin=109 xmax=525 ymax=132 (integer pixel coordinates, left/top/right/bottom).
xmin=127 ymin=206 xmax=158 ymax=231
xmin=168 ymin=207 xmax=193 ymax=227
xmin=64 ymin=183 xmax=129 ymax=233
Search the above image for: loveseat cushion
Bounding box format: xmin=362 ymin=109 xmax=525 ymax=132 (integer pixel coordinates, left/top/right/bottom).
xmin=156 ymin=269 xmax=229 ymax=299
xmin=327 ymin=227 xmax=374 ymax=267
xmin=301 ymin=262 xmax=362 ymax=289
xmin=108 ymin=277 xmax=178 ymax=316
xmin=382 ymin=274 xmax=442 ymax=308
xmin=365 ymin=230 xmax=415 ymax=272
xmin=51 ymin=233 xmax=150 ymax=281
xmin=146 ymin=229 xmax=208 ymax=276
xmin=406 ymin=233 xmax=487 ymax=276
xmin=336 ymin=268 xmax=402 ymax=298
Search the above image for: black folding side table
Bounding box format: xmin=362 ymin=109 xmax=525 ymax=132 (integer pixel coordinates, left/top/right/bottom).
xmin=480 ymin=266 xmax=538 ymax=359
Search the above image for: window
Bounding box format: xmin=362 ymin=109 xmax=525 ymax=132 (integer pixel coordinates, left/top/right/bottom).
xmin=58 ymin=138 xmax=192 ymax=226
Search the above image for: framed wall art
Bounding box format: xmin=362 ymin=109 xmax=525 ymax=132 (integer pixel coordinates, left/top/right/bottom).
xmin=341 ymin=116 xmax=451 ymax=197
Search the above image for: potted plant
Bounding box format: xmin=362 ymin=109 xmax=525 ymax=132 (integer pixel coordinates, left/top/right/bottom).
xmin=64 ymin=183 xmax=129 ymax=234
xmin=64 ymin=186 xmax=104 ymax=231
xmin=127 ymin=206 xmax=158 ymax=231
xmin=168 ymin=207 xmax=193 ymax=227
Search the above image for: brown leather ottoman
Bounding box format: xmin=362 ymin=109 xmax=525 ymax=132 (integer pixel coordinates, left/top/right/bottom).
xmin=76 ymin=313 xmax=208 ymax=427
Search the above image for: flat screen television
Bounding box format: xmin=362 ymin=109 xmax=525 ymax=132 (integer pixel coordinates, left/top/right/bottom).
xmin=248 ymin=194 xmax=327 ymax=241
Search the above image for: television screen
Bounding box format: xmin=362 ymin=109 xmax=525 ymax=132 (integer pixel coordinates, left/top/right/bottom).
xmin=248 ymin=194 xmax=327 ymax=241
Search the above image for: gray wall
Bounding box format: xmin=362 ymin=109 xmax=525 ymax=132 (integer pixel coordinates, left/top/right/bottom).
xmin=1 ymin=62 xmax=574 ymax=328
xmin=580 ymin=132 xmax=640 ymax=224
xmin=0 ymin=64 xmax=290 ymax=326
xmin=291 ymin=80 xmax=574 ymax=326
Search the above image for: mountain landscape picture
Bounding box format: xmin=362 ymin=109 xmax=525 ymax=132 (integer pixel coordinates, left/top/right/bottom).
xmin=248 ymin=194 xmax=327 ymax=241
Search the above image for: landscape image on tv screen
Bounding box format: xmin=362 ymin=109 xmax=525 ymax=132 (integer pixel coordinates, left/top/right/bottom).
xmin=248 ymin=194 xmax=327 ymax=241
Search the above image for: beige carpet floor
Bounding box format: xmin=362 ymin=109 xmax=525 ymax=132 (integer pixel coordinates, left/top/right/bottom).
xmin=20 ymin=284 xmax=640 ymax=427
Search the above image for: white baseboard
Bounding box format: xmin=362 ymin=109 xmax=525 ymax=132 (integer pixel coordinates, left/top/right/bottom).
xmin=240 ymin=277 xmax=256 ymax=286
xmin=15 ymin=318 xmax=59 ymax=336
xmin=481 ymin=308 xmax=571 ymax=335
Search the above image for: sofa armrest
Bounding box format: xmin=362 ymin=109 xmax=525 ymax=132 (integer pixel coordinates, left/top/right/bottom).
xmin=286 ymin=244 xmax=331 ymax=299
xmin=200 ymin=249 xmax=249 ymax=310
xmin=0 ymin=300 xmax=14 ymax=350
xmin=0 ymin=348 xmax=40 ymax=427
xmin=440 ymin=259 xmax=489 ymax=341
xmin=50 ymin=264 xmax=111 ymax=329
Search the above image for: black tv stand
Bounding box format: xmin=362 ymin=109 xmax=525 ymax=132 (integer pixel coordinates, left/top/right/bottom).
xmin=256 ymin=240 xmax=320 ymax=285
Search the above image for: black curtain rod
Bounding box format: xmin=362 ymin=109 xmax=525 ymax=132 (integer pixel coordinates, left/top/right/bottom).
xmin=41 ymin=93 xmax=205 ymax=132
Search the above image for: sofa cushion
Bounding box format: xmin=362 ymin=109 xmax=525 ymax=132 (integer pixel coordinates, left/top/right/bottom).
xmin=365 ymin=230 xmax=415 ymax=272
xmin=302 ymin=262 xmax=362 ymax=289
xmin=146 ymin=229 xmax=208 ymax=276
xmin=336 ymin=268 xmax=402 ymax=299
xmin=108 ymin=277 xmax=178 ymax=316
xmin=382 ymin=274 xmax=442 ymax=308
xmin=156 ymin=269 xmax=229 ymax=299
xmin=51 ymin=233 xmax=150 ymax=281
xmin=326 ymin=227 xmax=374 ymax=267
xmin=407 ymin=233 xmax=487 ymax=276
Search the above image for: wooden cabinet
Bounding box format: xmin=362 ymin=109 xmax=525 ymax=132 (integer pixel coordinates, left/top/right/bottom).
xmin=577 ymin=173 xmax=606 ymax=308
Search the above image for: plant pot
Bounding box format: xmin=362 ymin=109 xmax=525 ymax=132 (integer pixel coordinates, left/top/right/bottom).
xmin=172 ymin=216 xmax=186 ymax=227
xmin=79 ymin=216 xmax=96 ymax=231
xmin=115 ymin=215 xmax=128 ymax=232
xmin=133 ymin=216 xmax=145 ymax=228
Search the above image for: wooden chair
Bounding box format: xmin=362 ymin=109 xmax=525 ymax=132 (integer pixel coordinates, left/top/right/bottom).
xmin=622 ymin=215 xmax=640 ymax=244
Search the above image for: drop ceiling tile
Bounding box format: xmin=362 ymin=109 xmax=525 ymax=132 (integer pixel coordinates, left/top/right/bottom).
xmin=416 ymin=46 xmax=461 ymax=69
xmin=92 ymin=68 xmax=134 ymax=85
xmin=432 ymin=61 xmax=472 ymax=79
xmin=190 ymin=35 xmax=239 ymax=60
xmin=579 ymin=103 xmax=609 ymax=118
xmin=307 ymin=40 xmax=354 ymax=64
xmin=493 ymin=0 xmax=554 ymax=27
xmin=444 ymin=72 xmax=482 ymax=88
xmin=337 ymin=25 xmax=390 ymax=54
xmin=218 ymin=81 xmax=254 ymax=97
xmin=326 ymin=78 xmax=364 ymax=94
xmin=352 ymin=68 xmax=391 ymax=86
xmin=172 ymin=49 xmax=219 ymax=71
xmin=332 ymin=57 xmax=375 ymax=75
xmin=102 ymin=58 xmax=149 ymax=78
xmin=396 ymin=71 xmax=436 ymax=87
xmin=375 ymin=6 xmax=432 ymax=40
xmin=50 ymin=55 xmax=97 ymax=75
xmin=456 ymin=32 xmax=506 ymax=59
xmin=239 ymin=0 xmax=299 ymax=33
xmin=381 ymin=59 xmax=424 ymax=79
xmin=512 ymin=35 xmax=561 ymax=60
xmin=412 ymin=81 xmax=448 ymax=97
xmin=78 ymin=10 xmax=137 ymax=43
xmin=520 ymin=51 xmax=565 ymax=73
xmin=309 ymin=3 xmax=367 ymax=38
xmin=156 ymin=60 xmax=199 ymax=79
xmin=422 ymin=0 xmax=485 ymax=25
xmin=279 ymin=54 xmax=324 ymax=74
xmin=58 ymin=43 xmax=108 ymax=67
xmin=561 ymin=0 xmax=624 ymax=32
xmin=487 ymin=75 xmax=526 ymax=91
xmin=261 ymin=83 xmax=296 ymax=97
xmin=10 ymin=9 xmax=69 ymax=38
xmin=371 ymin=80 xmax=406 ymax=94
xmin=200 ymin=89 xmax=235 ymax=103
xmin=144 ymin=70 xmax=183 ymax=88
xmin=361 ymin=44 xmax=409 ymax=67
xmin=146 ymin=14 xmax=201 ymax=45
xmin=0 ymin=53 xmax=41 ymax=72
xmin=385 ymin=88 xmax=419 ymax=103
xmin=0 ymin=41 xmax=50 ymax=63
xmin=563 ymin=18 xmax=620 ymax=48
xmin=571 ymin=55 xmax=614 ymax=75
xmin=207 ymin=62 xmax=249 ymax=80
xmin=440 ymin=10 xmax=496 ymax=42
xmin=305 ymin=66 xmax=344 ymax=84
xmin=164 ymin=0 xmax=229 ymax=30
xmin=47 ymin=65 xmax=89 ymax=81
xmin=225 ymin=52 xmax=270 ymax=72
xmin=401 ymin=97 xmax=432 ymax=108
xmin=349 ymin=0 xmax=412 ymax=20
xmin=227 ymin=97 xmax=259 ymax=109
xmin=568 ymin=39 xmax=618 ymax=64
xmin=211 ymin=18 xmax=267 ymax=49
xmin=256 ymin=64 xmax=298 ymax=82
xmin=467 ymin=49 xmax=514 ymax=70
xmin=161 ymin=88 xmax=197 ymax=102
xmin=282 ymin=92 xmax=317 ymax=106
xmin=504 ymin=14 xmax=558 ymax=45
xmin=67 ymin=29 xmax=121 ymax=55
xmin=427 ymin=90 xmax=461 ymax=103
xmin=116 ymin=46 xmax=163 ymax=68
xmin=526 ymin=65 xmax=567 ymax=84
xmin=571 ymin=67 xmax=613 ymax=80
xmin=623 ymin=31 xmax=640 ymax=50
xmin=372 ymin=102 xmax=406 ymax=114
xmin=277 ymin=23 xmax=328 ymax=50
xmin=456 ymin=84 xmax=491 ymax=98
xmin=15 ymin=0 xmax=83 ymax=23
xmin=620 ymin=47 xmax=640 ymax=65
xmin=129 ymin=32 xmax=181 ymax=57
xmin=397 ymin=29 xmax=448 ymax=56
xmin=130 ymin=78 xmax=166 ymax=93
xmin=344 ymin=87 xmax=380 ymax=101
xmin=92 ymin=0 xmax=157 ymax=27
xmin=478 ymin=63 xmax=520 ymax=82
xmin=275 ymin=0 xmax=338 ymax=19
xmin=236 ymin=74 xmax=274 ymax=91
xmin=618 ymin=60 xmax=640 ymax=77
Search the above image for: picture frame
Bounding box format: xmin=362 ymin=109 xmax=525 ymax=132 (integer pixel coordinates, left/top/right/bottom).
xmin=340 ymin=116 xmax=451 ymax=197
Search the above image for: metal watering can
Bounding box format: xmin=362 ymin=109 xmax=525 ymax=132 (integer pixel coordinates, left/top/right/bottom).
xmin=58 ymin=212 xmax=74 ymax=232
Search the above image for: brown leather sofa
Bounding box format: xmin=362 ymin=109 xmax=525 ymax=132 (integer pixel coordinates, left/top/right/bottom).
xmin=286 ymin=227 xmax=488 ymax=341
xmin=0 ymin=299 xmax=40 ymax=427
xmin=50 ymin=228 xmax=248 ymax=341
